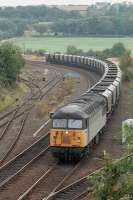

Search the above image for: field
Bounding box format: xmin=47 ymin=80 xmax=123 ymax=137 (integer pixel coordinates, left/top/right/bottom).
xmin=12 ymin=37 xmax=133 ymax=53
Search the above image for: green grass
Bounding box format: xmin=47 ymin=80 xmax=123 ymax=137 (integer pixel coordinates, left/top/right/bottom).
xmin=0 ymin=83 xmax=28 ymax=112
xmin=12 ymin=36 xmax=133 ymax=53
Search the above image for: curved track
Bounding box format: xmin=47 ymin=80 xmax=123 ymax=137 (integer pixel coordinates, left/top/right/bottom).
xmin=0 ymin=70 xmax=61 ymax=128
xmin=0 ymin=67 xmax=63 ymax=165
xmin=46 ymin=175 xmax=89 ymax=200
xmin=0 ymin=55 xmax=122 ymax=200
xmin=0 ymin=134 xmax=49 ymax=187
xmin=17 ymin=158 xmax=87 ymax=200
xmin=2 ymin=60 xmax=93 ymax=165
xmin=0 ymin=59 xmax=96 ymax=200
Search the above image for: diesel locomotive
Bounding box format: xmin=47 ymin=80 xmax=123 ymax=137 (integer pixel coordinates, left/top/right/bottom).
xmin=45 ymin=53 xmax=122 ymax=161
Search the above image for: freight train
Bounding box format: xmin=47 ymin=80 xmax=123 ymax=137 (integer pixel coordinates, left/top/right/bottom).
xmin=45 ymin=53 xmax=122 ymax=162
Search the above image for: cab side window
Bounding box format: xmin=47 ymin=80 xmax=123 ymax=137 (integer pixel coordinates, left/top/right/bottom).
xmin=84 ymin=119 xmax=88 ymax=129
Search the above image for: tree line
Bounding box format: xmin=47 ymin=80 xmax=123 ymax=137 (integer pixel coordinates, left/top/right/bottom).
xmin=0 ymin=3 xmax=133 ymax=38
xmin=52 ymin=3 xmax=133 ymax=36
xmin=66 ymin=43 xmax=133 ymax=81
xmin=66 ymin=43 xmax=126 ymax=59
xmin=0 ymin=5 xmax=79 ymax=38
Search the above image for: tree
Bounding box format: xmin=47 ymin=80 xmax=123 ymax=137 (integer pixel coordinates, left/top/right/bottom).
xmin=89 ymin=155 xmax=133 ymax=200
xmin=0 ymin=42 xmax=25 ymax=86
xmin=33 ymin=24 xmax=47 ymax=36
xmin=67 ymin=45 xmax=79 ymax=55
xmin=111 ymin=43 xmax=126 ymax=57
xmin=0 ymin=19 xmax=17 ymax=38
xmin=119 ymin=50 xmax=133 ymax=81
xmin=1 ymin=4 xmax=133 ymax=37
xmin=66 ymin=43 xmax=127 ymax=59
xmin=122 ymin=119 xmax=133 ymax=153
xmin=89 ymin=119 xmax=133 ymax=200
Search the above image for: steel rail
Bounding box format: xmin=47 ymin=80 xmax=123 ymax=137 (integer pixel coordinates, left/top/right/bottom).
xmin=0 ymin=133 xmax=49 ymax=187
xmin=0 ymin=111 xmax=30 ymax=165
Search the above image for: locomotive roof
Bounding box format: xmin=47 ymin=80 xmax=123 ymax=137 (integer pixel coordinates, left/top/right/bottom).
xmin=52 ymin=92 xmax=106 ymax=119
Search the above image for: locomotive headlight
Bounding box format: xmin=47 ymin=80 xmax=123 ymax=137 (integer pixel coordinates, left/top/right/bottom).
xmin=65 ymin=131 xmax=69 ymax=135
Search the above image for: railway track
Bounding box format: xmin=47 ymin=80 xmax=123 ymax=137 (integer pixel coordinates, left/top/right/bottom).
xmin=21 ymin=69 xmax=61 ymax=100
xmin=0 ymin=70 xmax=61 ymax=128
xmin=0 ymin=108 xmax=19 ymax=140
xmin=17 ymin=158 xmax=85 ymax=200
xmin=0 ymin=71 xmax=63 ymax=164
xmin=0 ymin=60 xmax=102 ymax=199
xmin=46 ymin=176 xmax=90 ymax=200
xmin=45 ymin=154 xmax=133 ymax=200
xmin=17 ymin=164 xmax=71 ymax=200
xmin=0 ymin=110 xmax=30 ymax=165
xmin=0 ymin=148 xmax=52 ymax=199
xmin=0 ymin=133 xmax=49 ymax=188
xmin=0 ymin=144 xmax=88 ymax=200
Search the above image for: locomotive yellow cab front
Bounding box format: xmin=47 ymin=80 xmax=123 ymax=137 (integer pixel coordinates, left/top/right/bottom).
xmin=49 ymin=94 xmax=107 ymax=162
xmin=50 ymin=128 xmax=85 ymax=147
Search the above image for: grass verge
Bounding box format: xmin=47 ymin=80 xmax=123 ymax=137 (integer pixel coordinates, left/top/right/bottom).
xmin=0 ymin=83 xmax=28 ymax=112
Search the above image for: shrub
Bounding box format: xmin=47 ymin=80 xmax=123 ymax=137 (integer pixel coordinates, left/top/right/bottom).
xmin=0 ymin=42 xmax=25 ymax=86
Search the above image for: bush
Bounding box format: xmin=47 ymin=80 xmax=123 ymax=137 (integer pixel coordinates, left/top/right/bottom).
xmin=122 ymin=119 xmax=133 ymax=152
xmin=0 ymin=42 xmax=25 ymax=86
xmin=90 ymin=155 xmax=133 ymax=200
xmin=66 ymin=43 xmax=127 ymax=59
xmin=123 ymin=69 xmax=133 ymax=81
xmin=67 ymin=45 xmax=83 ymax=55
xmin=119 ymin=50 xmax=133 ymax=81
xmin=111 ymin=43 xmax=126 ymax=57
